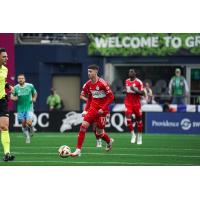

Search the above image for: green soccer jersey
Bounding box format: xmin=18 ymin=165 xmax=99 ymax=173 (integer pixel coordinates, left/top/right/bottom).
xmin=13 ymin=83 xmax=37 ymax=112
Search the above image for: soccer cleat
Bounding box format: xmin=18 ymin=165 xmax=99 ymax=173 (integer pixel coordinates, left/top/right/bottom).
xmin=70 ymin=149 xmax=81 ymax=157
xmin=137 ymin=134 xmax=142 ymax=145
xmin=3 ymin=153 xmax=15 ymax=162
xmin=105 ymin=138 xmax=114 ymax=151
xmin=96 ymin=139 xmax=102 ymax=148
xmin=131 ymin=133 xmax=136 ymax=144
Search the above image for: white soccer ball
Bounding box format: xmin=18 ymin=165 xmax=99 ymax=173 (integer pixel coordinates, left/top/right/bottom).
xmin=58 ymin=145 xmax=71 ymax=158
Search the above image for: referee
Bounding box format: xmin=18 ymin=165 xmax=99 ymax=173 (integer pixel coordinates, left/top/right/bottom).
xmin=0 ymin=48 xmax=15 ymax=161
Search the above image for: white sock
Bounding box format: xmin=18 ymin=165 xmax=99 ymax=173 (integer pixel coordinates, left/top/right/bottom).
xmin=131 ymin=131 xmax=136 ymax=136
xmin=138 ymin=133 xmax=142 ymax=139
xmin=22 ymin=126 xmax=30 ymax=138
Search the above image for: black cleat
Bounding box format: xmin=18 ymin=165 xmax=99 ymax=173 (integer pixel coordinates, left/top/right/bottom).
xmin=3 ymin=153 xmax=15 ymax=162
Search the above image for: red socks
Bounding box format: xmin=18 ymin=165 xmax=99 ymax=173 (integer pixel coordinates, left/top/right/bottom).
xmin=137 ymin=121 xmax=143 ymax=133
xmin=100 ymin=130 xmax=110 ymax=144
xmin=76 ymin=125 xmax=87 ymax=149
xmin=127 ymin=118 xmax=134 ymax=132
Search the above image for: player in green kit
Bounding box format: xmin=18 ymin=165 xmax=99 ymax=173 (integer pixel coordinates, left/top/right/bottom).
xmin=11 ymin=74 xmax=37 ymax=143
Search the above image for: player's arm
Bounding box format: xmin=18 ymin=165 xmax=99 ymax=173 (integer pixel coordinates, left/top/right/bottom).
xmin=32 ymin=92 xmax=37 ymax=103
xmin=99 ymin=83 xmax=114 ymax=114
xmin=80 ymin=82 xmax=91 ymax=112
xmin=10 ymin=86 xmax=18 ymax=101
xmin=80 ymin=94 xmax=92 ymax=117
xmin=31 ymin=84 xmax=37 ymax=102
xmin=130 ymin=85 xmax=145 ymax=96
xmin=123 ymin=80 xmax=131 ymax=93
xmin=168 ymin=78 xmax=173 ymax=95
xmin=5 ymin=82 xmax=14 ymax=93
xmin=80 ymin=94 xmax=88 ymax=102
xmin=10 ymin=95 xmax=18 ymax=101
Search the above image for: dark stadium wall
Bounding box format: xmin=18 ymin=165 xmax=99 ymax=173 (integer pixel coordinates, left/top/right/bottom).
xmin=15 ymin=44 xmax=200 ymax=111
xmin=15 ymin=45 xmax=104 ymax=111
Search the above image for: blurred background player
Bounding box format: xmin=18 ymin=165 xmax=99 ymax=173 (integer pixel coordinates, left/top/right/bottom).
xmin=11 ymin=74 xmax=37 ymax=143
xmin=70 ymin=64 xmax=114 ymax=157
xmin=0 ymin=48 xmax=15 ymax=161
xmin=124 ymin=68 xmax=145 ymax=145
xmin=169 ymin=68 xmax=189 ymax=105
xmin=143 ymin=82 xmax=154 ymax=104
xmin=46 ymin=88 xmax=62 ymax=111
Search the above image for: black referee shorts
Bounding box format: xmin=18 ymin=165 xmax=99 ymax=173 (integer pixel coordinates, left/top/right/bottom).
xmin=0 ymin=98 xmax=9 ymax=117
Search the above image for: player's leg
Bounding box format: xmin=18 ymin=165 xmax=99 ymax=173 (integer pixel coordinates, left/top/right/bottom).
xmin=96 ymin=116 xmax=113 ymax=151
xmin=18 ymin=112 xmax=30 ymax=143
xmin=93 ymin=123 xmax=102 ymax=148
xmin=0 ymin=116 xmax=15 ymax=161
xmin=70 ymin=120 xmax=90 ymax=157
xmin=134 ymin=107 xmax=143 ymax=145
xmin=71 ymin=109 xmax=97 ymax=156
xmin=0 ymin=99 xmax=15 ymax=161
xmin=22 ymin=120 xmax=31 ymax=144
xmin=125 ymin=106 xmax=136 ymax=143
xmin=26 ymin=111 xmax=35 ymax=137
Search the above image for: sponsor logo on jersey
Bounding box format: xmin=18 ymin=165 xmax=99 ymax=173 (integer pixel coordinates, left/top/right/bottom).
xmin=91 ymin=90 xmax=106 ymax=98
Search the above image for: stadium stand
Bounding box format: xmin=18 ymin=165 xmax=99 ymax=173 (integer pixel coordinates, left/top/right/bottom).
xmin=16 ymin=33 xmax=88 ymax=45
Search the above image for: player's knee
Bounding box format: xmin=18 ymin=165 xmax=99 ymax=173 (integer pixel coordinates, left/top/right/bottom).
xmin=125 ymin=112 xmax=131 ymax=118
xmin=0 ymin=124 xmax=8 ymax=131
xmin=80 ymin=122 xmax=89 ymax=132
xmin=96 ymin=128 xmax=103 ymax=136
xmin=0 ymin=120 xmax=9 ymax=130
xmin=22 ymin=121 xmax=27 ymax=127
xmin=92 ymin=123 xmax=97 ymax=132
xmin=136 ymin=118 xmax=143 ymax=126
xmin=82 ymin=121 xmax=89 ymax=128
xmin=27 ymin=121 xmax=32 ymax=126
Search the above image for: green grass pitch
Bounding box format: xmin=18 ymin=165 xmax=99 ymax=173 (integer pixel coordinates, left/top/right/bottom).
xmin=1 ymin=132 xmax=200 ymax=166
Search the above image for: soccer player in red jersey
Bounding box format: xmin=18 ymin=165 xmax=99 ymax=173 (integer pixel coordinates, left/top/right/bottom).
xmin=124 ymin=69 xmax=145 ymax=145
xmin=70 ymin=64 xmax=114 ymax=157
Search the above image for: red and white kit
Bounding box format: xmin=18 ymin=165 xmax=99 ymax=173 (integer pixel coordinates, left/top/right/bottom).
xmin=124 ymin=78 xmax=144 ymax=118
xmin=81 ymin=78 xmax=114 ymax=129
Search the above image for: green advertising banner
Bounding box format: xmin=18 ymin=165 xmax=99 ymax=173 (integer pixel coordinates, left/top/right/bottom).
xmin=88 ymin=33 xmax=200 ymax=56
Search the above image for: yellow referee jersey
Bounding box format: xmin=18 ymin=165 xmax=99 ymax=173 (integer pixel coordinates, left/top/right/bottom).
xmin=0 ymin=65 xmax=8 ymax=99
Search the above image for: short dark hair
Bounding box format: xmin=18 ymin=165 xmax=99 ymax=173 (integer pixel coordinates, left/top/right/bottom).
xmin=18 ymin=74 xmax=25 ymax=78
xmin=0 ymin=48 xmax=6 ymax=54
xmin=88 ymin=64 xmax=99 ymax=71
xmin=129 ymin=68 xmax=136 ymax=73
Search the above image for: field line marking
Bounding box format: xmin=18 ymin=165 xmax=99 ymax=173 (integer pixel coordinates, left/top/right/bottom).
xmin=1 ymin=160 xmax=195 ymax=166
xmin=13 ymin=152 xmax=200 ymax=158
xmin=13 ymin=146 xmax=200 ymax=151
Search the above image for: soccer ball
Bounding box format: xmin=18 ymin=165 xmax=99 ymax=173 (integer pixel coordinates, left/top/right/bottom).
xmin=58 ymin=145 xmax=71 ymax=158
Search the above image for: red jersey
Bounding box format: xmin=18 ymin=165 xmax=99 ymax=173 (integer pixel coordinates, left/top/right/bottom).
xmin=124 ymin=78 xmax=144 ymax=107
xmin=81 ymin=78 xmax=114 ymax=112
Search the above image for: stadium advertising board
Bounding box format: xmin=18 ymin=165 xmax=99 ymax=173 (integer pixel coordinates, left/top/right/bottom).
xmin=10 ymin=111 xmax=143 ymax=133
xmin=88 ymin=33 xmax=200 ymax=56
xmin=146 ymin=112 xmax=200 ymax=134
